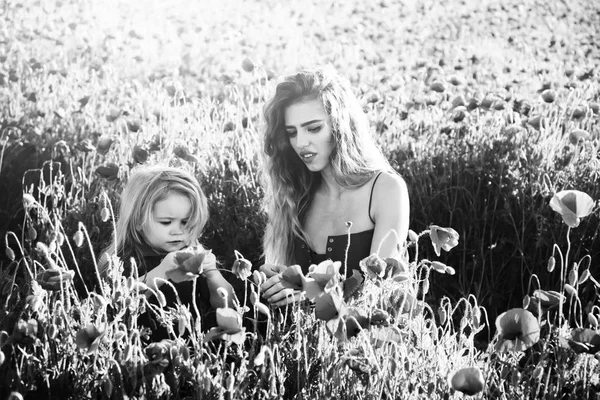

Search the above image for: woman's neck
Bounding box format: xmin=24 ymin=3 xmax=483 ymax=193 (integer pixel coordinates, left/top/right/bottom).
xmin=320 ymin=165 xmax=345 ymax=198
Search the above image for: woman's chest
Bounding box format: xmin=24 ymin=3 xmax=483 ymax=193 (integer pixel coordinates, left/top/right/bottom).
xmin=303 ymin=189 xmax=373 ymax=252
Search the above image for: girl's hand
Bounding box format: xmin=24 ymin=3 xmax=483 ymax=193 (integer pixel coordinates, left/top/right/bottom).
xmin=144 ymin=252 xmax=178 ymax=291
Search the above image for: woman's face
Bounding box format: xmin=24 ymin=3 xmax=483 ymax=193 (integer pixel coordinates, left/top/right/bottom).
xmin=284 ymin=98 xmax=335 ymax=173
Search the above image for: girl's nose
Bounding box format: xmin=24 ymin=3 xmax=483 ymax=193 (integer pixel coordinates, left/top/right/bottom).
xmin=171 ymin=224 xmax=184 ymax=235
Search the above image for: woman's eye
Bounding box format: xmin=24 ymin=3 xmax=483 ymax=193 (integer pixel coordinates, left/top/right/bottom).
xmin=286 ymin=129 xmax=297 ymax=138
xmin=308 ymin=125 xmax=322 ymax=133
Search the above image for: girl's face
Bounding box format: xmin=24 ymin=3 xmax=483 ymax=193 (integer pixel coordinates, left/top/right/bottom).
xmin=284 ymin=98 xmax=335 ymax=173
xmin=143 ymin=192 xmax=192 ymax=254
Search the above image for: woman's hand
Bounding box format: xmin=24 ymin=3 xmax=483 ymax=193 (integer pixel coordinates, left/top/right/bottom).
xmin=260 ymin=264 xmax=303 ymax=307
xmin=260 ymin=263 xmax=286 ymax=278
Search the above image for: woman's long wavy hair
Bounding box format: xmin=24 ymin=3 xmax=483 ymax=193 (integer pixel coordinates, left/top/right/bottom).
xmin=262 ymin=65 xmax=392 ymax=265
xmin=100 ymin=165 xmax=208 ymax=276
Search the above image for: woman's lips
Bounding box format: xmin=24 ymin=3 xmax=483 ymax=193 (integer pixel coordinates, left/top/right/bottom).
xmin=299 ymin=152 xmax=316 ymax=163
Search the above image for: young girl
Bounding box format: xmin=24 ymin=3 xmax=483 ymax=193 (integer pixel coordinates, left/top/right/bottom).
xmin=260 ymin=66 xmax=410 ymax=307
xmin=101 ymin=165 xmax=237 ymax=342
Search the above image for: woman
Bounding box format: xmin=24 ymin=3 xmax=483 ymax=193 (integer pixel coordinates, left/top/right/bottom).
xmin=260 ymin=66 xmax=410 ymax=307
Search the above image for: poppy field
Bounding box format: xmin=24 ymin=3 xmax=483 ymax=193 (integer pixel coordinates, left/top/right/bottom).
xmin=1 ymin=0 xmax=600 ymax=398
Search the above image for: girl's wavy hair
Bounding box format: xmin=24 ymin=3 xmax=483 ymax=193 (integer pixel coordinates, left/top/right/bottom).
xmin=262 ymin=65 xmax=392 ymax=265
xmin=99 ymin=165 xmax=208 ymax=276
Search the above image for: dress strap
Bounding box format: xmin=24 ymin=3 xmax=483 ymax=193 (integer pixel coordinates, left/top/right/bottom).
xmin=368 ymin=171 xmax=384 ymax=224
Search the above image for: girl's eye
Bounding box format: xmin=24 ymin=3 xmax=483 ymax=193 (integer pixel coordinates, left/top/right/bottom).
xmin=181 ymin=220 xmax=188 ymax=226
xmin=160 ymin=222 xmax=170 ymax=226
xmin=308 ymin=125 xmax=322 ymax=133
xmin=285 ymin=129 xmax=297 ymax=138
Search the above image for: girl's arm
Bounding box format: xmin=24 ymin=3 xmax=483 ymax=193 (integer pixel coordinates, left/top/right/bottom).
xmin=201 ymin=252 xmax=238 ymax=309
xmin=143 ymin=253 xmax=178 ymax=292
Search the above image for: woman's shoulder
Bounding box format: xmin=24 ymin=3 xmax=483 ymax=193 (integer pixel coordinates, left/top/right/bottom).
xmin=371 ymin=170 xmax=409 ymax=212
xmin=373 ymin=170 xmax=407 ymax=193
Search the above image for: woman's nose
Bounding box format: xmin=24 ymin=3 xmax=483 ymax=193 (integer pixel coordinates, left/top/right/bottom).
xmin=295 ymin=129 xmax=310 ymax=148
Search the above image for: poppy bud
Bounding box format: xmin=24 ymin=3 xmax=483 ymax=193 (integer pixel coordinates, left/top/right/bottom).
xmin=73 ymin=230 xmax=85 ymax=247
xmin=522 ymin=294 xmax=530 ymax=309
xmin=255 ymin=302 xmax=270 ymax=317
xmin=579 ymin=269 xmax=591 ymax=285
xmin=564 ymin=284 xmax=577 ymax=297
xmin=408 ymin=229 xmax=419 ymax=243
xmin=568 ymin=269 xmax=578 ymax=287
xmin=588 ymin=313 xmax=598 ymax=328
xmin=532 ymin=365 xmax=544 ymax=380
xmin=547 ymin=256 xmax=556 ymax=272
xmin=100 ymin=207 xmax=110 ymax=222
xmin=5 ymin=247 xmax=15 ymax=261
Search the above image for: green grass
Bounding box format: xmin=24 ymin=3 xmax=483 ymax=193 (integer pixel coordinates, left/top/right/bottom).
xmin=1 ymin=0 xmax=599 ymax=398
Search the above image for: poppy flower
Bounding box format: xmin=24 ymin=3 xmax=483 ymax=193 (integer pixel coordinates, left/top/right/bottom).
xmin=131 ymin=145 xmax=148 ymax=164
xmin=429 ymin=225 xmax=460 ymax=256
xmin=204 ymin=308 xmax=246 ymax=345
xmin=173 ymin=145 xmax=198 ymax=163
xmin=232 ymin=251 xmax=252 ymax=281
xmin=449 ymin=367 xmax=485 ymax=396
xmin=95 ymin=136 xmax=114 ymax=155
xmin=95 ymin=163 xmax=119 ymax=180
xmin=315 ymin=290 xmax=346 ymax=322
xmin=569 ymin=129 xmax=590 ymax=145
xmin=280 ymin=264 xmax=305 ymax=290
xmin=384 ymin=256 xmax=409 ymax=279
xmin=549 ymin=190 xmax=595 ymax=228
xmin=304 ymin=260 xmax=340 ymax=300
xmin=36 ymin=268 xmax=75 ymax=291
xmin=495 ymin=308 xmax=540 ymax=352
xmin=567 ymin=328 xmax=600 ymax=354
xmin=359 ymin=254 xmax=386 ymax=280
xmin=166 ymin=247 xmax=214 ymax=283
xmin=76 ymin=323 xmax=106 ymax=354
xmin=343 ymin=270 xmax=364 ymax=299
xmin=144 ymin=340 xmax=172 ymax=368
